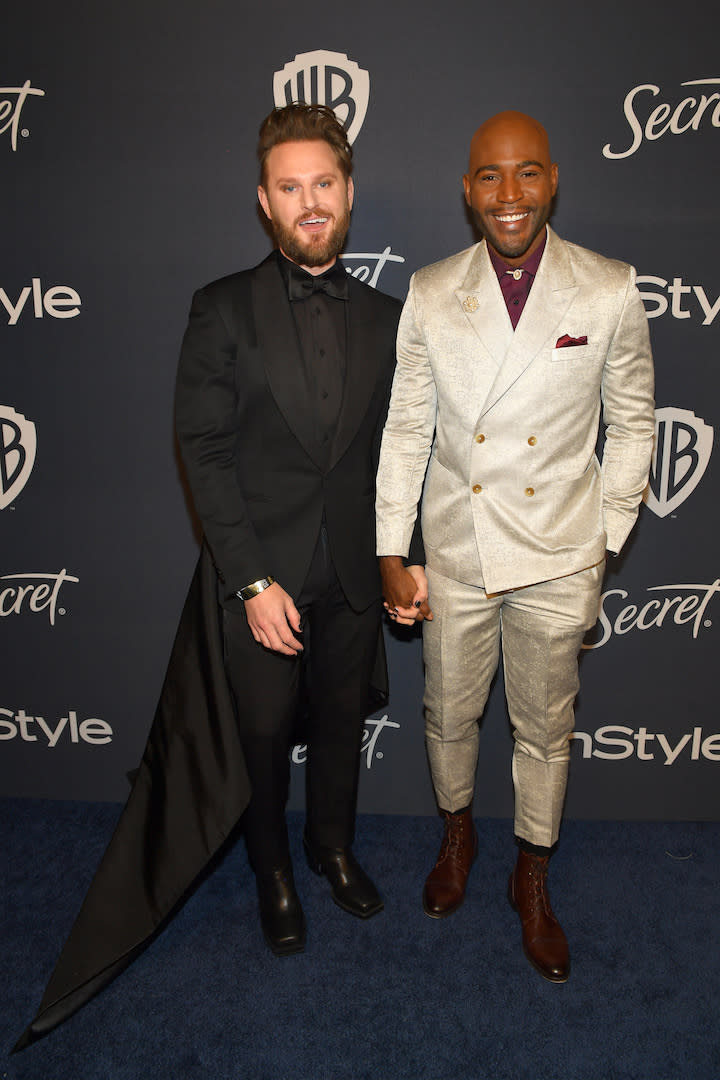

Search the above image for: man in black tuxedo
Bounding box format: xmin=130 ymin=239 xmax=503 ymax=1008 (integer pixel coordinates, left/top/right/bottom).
xmin=14 ymin=102 xmax=431 ymax=1048
xmin=175 ymin=103 xmax=425 ymax=956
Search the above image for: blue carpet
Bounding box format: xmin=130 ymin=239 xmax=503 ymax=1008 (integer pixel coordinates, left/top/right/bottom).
xmin=3 ymin=799 xmax=719 ymax=1079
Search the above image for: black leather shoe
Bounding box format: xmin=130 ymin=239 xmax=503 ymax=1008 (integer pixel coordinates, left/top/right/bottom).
xmin=303 ymin=834 xmax=384 ymax=919
xmin=256 ymin=866 xmax=306 ymax=956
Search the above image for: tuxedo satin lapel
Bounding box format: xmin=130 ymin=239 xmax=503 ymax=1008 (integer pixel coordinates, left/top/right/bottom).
xmin=251 ymin=259 xmax=320 ymax=462
xmin=480 ymin=230 xmax=579 ymax=418
xmin=329 ymin=276 xmax=382 ymax=471
xmin=454 ymin=242 xmax=512 ymax=370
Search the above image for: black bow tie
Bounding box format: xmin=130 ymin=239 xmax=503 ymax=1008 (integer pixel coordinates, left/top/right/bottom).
xmin=287 ymin=263 xmax=349 ymax=302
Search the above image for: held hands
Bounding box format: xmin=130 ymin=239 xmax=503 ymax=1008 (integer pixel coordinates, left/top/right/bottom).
xmin=379 ymin=556 xmax=433 ymax=625
xmin=244 ymin=582 xmax=303 ymax=656
xmin=244 ymin=559 xmax=431 ymax=650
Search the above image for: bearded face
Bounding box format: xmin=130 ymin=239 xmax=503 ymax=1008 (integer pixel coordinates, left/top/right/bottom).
xmin=258 ymin=139 xmax=354 ymax=274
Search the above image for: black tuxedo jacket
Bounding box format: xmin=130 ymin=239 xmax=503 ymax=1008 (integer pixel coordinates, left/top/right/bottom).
xmin=175 ymin=252 xmax=404 ymax=612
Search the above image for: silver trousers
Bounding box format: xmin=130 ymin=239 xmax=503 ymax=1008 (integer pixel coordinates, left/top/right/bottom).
xmin=423 ymin=562 xmax=604 ymax=848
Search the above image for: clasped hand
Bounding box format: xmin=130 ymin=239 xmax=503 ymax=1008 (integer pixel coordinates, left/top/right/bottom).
xmin=379 ymin=557 xmax=433 ymax=625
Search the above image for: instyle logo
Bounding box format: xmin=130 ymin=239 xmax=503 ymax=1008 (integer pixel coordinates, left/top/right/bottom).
xmin=571 ymin=726 xmax=720 ymax=764
xmin=273 ymin=50 xmax=370 ymax=144
xmin=638 ymin=275 xmax=720 ymax=326
xmin=0 ymin=570 xmax=79 ymax=625
xmin=292 ymin=713 xmax=400 ymax=769
xmin=645 ymin=408 xmax=713 ymax=518
xmin=583 ymin=578 xmax=719 ymax=650
xmin=0 ymin=708 xmax=113 ymax=746
xmin=0 ymin=80 xmax=45 ymax=150
xmin=1 ymin=278 xmax=81 ymax=325
xmin=340 ymin=246 xmax=406 ymax=289
xmin=0 ymin=406 xmax=36 ymax=509
xmin=603 ymin=78 xmax=720 ymax=159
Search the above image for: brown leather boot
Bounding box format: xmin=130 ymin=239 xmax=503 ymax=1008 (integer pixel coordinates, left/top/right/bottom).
xmin=508 ymin=850 xmax=570 ymax=982
xmin=422 ymin=807 xmax=478 ymax=918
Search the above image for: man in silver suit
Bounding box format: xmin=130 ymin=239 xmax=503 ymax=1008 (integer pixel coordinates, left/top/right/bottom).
xmin=376 ymin=110 xmax=655 ymax=982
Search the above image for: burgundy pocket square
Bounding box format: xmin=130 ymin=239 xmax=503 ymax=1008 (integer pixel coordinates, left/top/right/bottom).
xmin=556 ymin=333 xmax=588 ymax=348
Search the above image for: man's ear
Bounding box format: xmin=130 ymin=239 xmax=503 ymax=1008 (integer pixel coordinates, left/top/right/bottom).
xmin=462 ymin=174 xmax=471 ymax=206
xmin=257 ymin=185 xmax=272 ymax=221
xmin=347 ymin=176 xmax=355 ymax=212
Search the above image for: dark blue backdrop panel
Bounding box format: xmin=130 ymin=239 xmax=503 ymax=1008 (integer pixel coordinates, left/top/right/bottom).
xmin=1 ymin=0 xmax=717 ymax=818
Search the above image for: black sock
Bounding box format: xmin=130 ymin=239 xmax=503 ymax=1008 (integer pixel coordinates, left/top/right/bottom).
xmin=515 ymin=835 xmax=556 ymax=857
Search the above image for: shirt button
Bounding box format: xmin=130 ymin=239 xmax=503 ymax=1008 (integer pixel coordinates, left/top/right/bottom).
xmin=528 ymin=436 xmax=537 ymax=446
xmin=525 ymin=487 xmax=535 ymax=497
xmin=472 ymin=484 xmax=483 ymax=494
xmin=475 ymin=433 xmax=485 ymax=444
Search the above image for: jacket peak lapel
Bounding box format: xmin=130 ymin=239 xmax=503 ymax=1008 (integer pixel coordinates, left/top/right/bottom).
xmin=454 ymin=243 xmax=512 ymax=369
xmin=328 ymin=276 xmax=384 ymax=471
xmin=252 ymin=259 xmax=325 ymax=467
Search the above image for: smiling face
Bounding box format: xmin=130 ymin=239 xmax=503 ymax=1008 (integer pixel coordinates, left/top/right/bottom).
xmin=462 ymin=111 xmax=558 ymax=267
xmin=257 ymin=138 xmax=354 ymax=275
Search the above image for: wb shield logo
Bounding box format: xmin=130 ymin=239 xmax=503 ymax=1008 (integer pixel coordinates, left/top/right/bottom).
xmin=0 ymin=406 xmax=37 ymax=509
xmin=273 ymin=50 xmax=370 ymax=145
xmin=645 ymin=407 xmax=713 ymax=518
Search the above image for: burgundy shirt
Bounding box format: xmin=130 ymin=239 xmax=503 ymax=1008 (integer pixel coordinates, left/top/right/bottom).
xmin=487 ymin=229 xmax=547 ymax=330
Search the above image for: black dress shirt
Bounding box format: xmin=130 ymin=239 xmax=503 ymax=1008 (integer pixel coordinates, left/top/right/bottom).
xmin=277 ymin=251 xmax=348 ymax=471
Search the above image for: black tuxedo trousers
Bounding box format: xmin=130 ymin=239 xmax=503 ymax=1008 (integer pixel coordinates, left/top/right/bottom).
xmin=223 ymin=524 xmax=383 ymax=866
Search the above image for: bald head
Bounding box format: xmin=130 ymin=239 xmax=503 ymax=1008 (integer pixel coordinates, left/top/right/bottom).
xmin=467 ymin=111 xmax=552 ymax=173
xmin=463 ymin=110 xmax=558 ymax=266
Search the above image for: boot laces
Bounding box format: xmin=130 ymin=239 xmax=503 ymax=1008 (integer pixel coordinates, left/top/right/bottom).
xmin=527 ymin=859 xmax=553 ymax=917
xmin=436 ymin=813 xmax=465 ymax=866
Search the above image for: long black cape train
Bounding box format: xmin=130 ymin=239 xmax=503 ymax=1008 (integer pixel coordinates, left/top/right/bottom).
xmin=15 ymin=545 xmax=251 ymax=1050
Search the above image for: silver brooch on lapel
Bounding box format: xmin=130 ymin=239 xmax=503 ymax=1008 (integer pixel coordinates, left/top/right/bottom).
xmin=462 ymin=296 xmax=479 ymax=313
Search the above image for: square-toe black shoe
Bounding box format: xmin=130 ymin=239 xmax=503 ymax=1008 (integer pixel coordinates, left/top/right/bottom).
xmin=303 ymin=834 xmax=384 ymax=919
xmin=256 ymin=865 xmax=306 ymax=955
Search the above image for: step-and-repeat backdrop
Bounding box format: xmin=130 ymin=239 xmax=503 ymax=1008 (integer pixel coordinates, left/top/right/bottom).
xmin=2 ymin=1 xmax=718 ymax=820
